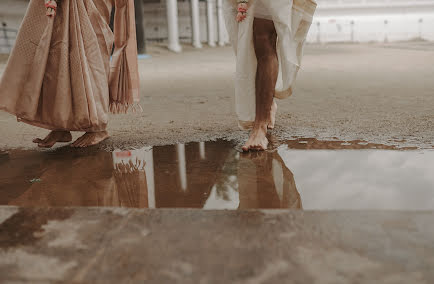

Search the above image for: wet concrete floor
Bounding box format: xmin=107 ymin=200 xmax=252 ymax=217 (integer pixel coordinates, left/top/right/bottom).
xmin=0 ymin=139 xmax=432 ymax=210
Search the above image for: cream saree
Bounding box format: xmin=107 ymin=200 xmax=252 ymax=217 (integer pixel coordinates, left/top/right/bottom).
xmin=0 ymin=0 xmax=139 ymax=132
xmin=224 ymin=0 xmax=317 ymax=129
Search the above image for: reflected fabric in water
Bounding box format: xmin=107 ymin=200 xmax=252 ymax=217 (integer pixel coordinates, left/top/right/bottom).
xmin=0 ymin=140 xmax=433 ymax=210
xmin=0 ymin=141 xmax=301 ymax=209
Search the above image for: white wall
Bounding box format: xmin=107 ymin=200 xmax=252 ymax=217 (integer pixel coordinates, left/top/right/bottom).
xmin=308 ymin=13 xmax=434 ymax=43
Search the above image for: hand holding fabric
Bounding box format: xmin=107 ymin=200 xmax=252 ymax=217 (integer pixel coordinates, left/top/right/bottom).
xmin=45 ymin=0 xmax=57 ymax=17
xmin=236 ymin=1 xmax=249 ymax=22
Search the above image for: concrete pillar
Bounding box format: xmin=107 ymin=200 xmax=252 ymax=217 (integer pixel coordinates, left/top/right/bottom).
xmin=144 ymin=148 xmax=156 ymax=209
xmin=190 ymin=0 xmax=202 ymax=48
xmin=176 ymin=144 xmax=187 ymax=191
xmin=1 ymin=23 xmax=11 ymax=52
xmin=383 ymin=19 xmax=389 ymax=43
xmin=134 ymin=0 xmax=146 ymax=54
xmin=166 ymin=0 xmax=182 ymax=52
xmin=418 ymin=18 xmax=424 ymax=39
xmin=199 ymin=142 xmax=206 ymax=160
xmin=206 ymin=0 xmax=216 ymax=47
xmin=216 ymin=0 xmax=225 ymax=46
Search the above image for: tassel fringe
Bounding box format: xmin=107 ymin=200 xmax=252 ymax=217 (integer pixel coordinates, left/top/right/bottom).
xmin=109 ymin=102 xmax=143 ymax=114
xmin=114 ymin=159 xmax=146 ymax=174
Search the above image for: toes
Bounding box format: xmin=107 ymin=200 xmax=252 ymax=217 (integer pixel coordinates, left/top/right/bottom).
xmin=75 ymin=139 xmax=86 ymax=147
xmin=33 ymin=138 xmax=43 ymax=143
xmin=38 ymin=142 xmax=55 ymax=148
xmin=242 ymin=142 xmax=253 ymax=152
xmin=243 ymin=144 xmax=258 ymax=152
xmin=71 ymin=136 xmax=85 ymax=147
xmin=250 ymin=142 xmax=268 ymax=151
xmin=75 ymin=141 xmax=86 ymax=148
xmin=78 ymin=136 xmax=94 ymax=147
xmin=80 ymin=137 xmax=92 ymax=147
xmin=76 ymin=141 xmax=86 ymax=148
xmin=252 ymin=145 xmax=263 ymax=151
xmin=71 ymin=132 xmax=108 ymax=148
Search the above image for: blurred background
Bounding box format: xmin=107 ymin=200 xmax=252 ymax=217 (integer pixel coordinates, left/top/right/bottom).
xmin=1 ymin=0 xmax=434 ymax=54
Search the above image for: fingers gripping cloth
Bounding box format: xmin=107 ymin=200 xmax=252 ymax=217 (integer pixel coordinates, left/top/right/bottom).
xmin=45 ymin=0 xmax=58 ymax=17
xmin=237 ymin=0 xmax=249 ymax=22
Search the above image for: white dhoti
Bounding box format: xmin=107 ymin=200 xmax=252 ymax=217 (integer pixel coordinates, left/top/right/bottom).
xmin=223 ymin=0 xmax=317 ymax=129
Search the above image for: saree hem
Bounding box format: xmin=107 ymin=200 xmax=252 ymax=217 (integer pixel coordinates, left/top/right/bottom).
xmin=1 ymin=102 xmax=106 ymax=132
xmin=18 ymin=117 xmax=107 ymax=133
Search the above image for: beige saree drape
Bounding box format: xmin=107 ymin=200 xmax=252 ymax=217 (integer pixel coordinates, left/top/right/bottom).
xmin=5 ymin=150 xmax=148 ymax=208
xmin=224 ymin=0 xmax=317 ymax=129
xmin=0 ymin=0 xmax=139 ymax=132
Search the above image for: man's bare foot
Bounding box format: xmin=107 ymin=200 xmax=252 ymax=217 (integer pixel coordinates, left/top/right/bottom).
xmin=71 ymin=131 xmax=109 ymax=148
xmin=33 ymin=131 xmax=72 ymax=148
xmin=242 ymin=124 xmax=269 ymax=152
xmin=268 ymin=100 xmax=277 ymax=129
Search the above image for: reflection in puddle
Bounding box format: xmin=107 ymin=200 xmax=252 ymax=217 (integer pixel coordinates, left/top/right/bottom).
xmin=0 ymin=140 xmax=433 ymax=210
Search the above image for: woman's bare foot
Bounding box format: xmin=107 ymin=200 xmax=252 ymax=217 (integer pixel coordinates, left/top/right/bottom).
xmin=268 ymin=100 xmax=277 ymax=129
xmin=242 ymin=123 xmax=269 ymax=152
xmin=71 ymin=131 xmax=109 ymax=148
xmin=33 ymin=131 xmax=72 ymax=148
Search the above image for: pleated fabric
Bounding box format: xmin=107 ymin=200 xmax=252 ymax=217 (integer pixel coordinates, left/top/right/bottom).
xmin=0 ymin=0 xmax=139 ymax=132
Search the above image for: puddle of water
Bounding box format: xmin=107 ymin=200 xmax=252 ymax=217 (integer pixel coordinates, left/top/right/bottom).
xmin=0 ymin=140 xmax=433 ymax=210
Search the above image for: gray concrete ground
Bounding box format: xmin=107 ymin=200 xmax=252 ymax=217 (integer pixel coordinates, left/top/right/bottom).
xmin=1 ymin=42 xmax=434 ymax=283
xmin=1 ymin=207 xmax=434 ymax=283
xmin=0 ymin=41 xmax=433 ymax=150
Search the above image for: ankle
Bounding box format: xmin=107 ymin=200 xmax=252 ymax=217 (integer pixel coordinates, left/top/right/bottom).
xmin=253 ymin=121 xmax=268 ymax=131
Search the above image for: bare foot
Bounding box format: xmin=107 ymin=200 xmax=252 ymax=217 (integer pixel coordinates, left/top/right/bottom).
xmin=71 ymin=131 xmax=109 ymax=148
xmin=242 ymin=124 xmax=269 ymax=152
xmin=268 ymin=100 xmax=277 ymax=130
xmin=33 ymin=131 xmax=72 ymax=148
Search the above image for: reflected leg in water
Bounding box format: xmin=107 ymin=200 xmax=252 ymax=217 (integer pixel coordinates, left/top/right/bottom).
xmin=238 ymin=150 xmax=302 ymax=209
xmin=153 ymin=142 xmax=233 ymax=208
